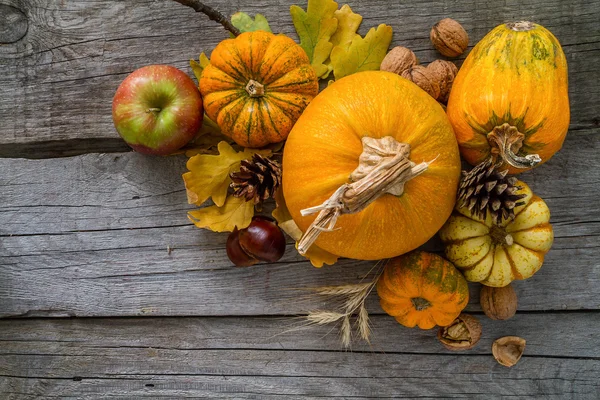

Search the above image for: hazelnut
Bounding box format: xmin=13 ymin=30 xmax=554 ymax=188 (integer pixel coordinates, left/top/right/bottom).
xmin=437 ymin=313 xmax=482 ymax=351
xmin=492 ymin=336 xmax=526 ymax=367
xmin=401 ymin=65 xmax=440 ymax=100
xmin=430 ymin=18 xmax=469 ymax=57
xmin=480 ymin=284 xmax=518 ymax=320
xmin=380 ymin=46 xmax=418 ymax=75
xmin=426 ymin=60 xmax=458 ymax=103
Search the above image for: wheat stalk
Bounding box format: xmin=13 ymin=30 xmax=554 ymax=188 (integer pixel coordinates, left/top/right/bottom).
xmin=341 ymin=315 xmax=352 ymax=348
xmin=312 ymin=283 xmax=372 ymax=296
xmin=295 ymin=260 xmax=386 ymax=348
xmin=357 ymin=303 xmax=371 ymax=343
xmin=305 ymin=311 xmax=346 ymax=325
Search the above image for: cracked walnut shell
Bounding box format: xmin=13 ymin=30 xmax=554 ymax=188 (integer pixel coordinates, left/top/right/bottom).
xmin=430 ymin=18 xmax=469 ymax=57
xmin=492 ymin=336 xmax=526 ymax=367
xmin=381 ymin=46 xmax=418 ymax=75
xmin=437 ymin=313 xmax=482 ymax=351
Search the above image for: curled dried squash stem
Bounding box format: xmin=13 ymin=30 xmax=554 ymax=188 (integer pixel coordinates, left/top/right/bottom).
xmin=297 ymin=136 xmax=435 ymax=255
xmin=488 ymin=123 xmax=541 ymax=170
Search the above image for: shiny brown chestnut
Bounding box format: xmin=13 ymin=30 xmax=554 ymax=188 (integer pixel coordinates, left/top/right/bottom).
xmin=226 ymin=227 xmax=259 ymax=267
xmin=238 ymin=216 xmax=286 ymax=263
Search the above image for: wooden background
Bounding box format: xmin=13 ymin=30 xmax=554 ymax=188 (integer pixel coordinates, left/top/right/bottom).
xmin=1 ymin=0 xmax=599 ymax=398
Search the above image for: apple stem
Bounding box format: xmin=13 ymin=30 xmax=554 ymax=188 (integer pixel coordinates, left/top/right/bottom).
xmin=146 ymin=107 xmax=161 ymax=114
xmin=171 ymin=0 xmax=240 ymax=36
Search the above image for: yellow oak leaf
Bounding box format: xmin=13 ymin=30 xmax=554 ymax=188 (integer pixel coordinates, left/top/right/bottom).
xmin=272 ymin=188 xmax=339 ymax=268
xmin=297 ymin=242 xmax=339 ymax=268
xmin=231 ymin=12 xmax=272 ymax=33
xmin=330 ymin=4 xmax=362 ymax=51
xmin=330 ymin=24 xmax=393 ymax=80
xmin=188 ymin=195 xmax=254 ymax=232
xmin=190 ymin=52 xmax=210 ymax=83
xmin=183 ymin=141 xmax=270 ymax=207
xmin=290 ymin=0 xmax=339 ymax=78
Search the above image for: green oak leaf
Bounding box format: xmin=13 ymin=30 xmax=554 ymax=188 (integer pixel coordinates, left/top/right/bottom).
xmin=290 ymin=0 xmax=339 ymax=78
xmin=330 ymin=24 xmax=393 ymax=80
xmin=231 ymin=12 xmax=272 ymax=33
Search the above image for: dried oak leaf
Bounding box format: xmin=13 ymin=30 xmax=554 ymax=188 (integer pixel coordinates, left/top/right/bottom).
xmin=183 ymin=141 xmax=270 ymax=207
xmin=272 ymin=189 xmax=338 ymax=267
xmin=290 ymin=0 xmax=339 ymax=78
xmin=330 ymin=24 xmax=393 ymax=80
xmin=188 ymin=195 xmax=254 ymax=233
xmin=231 ymin=12 xmax=272 ymax=33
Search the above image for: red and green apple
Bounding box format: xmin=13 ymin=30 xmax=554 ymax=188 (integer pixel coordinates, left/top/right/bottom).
xmin=112 ymin=65 xmax=203 ymax=155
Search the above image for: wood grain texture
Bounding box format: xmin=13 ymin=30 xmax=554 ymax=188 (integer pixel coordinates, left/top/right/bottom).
xmin=0 ymin=4 xmax=28 ymax=44
xmin=0 ymin=314 xmax=598 ymax=398
xmin=0 ymin=0 xmax=599 ymax=157
xmin=1 ymin=132 xmax=598 ymax=317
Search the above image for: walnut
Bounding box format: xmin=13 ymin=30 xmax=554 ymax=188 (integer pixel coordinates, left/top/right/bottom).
xmin=437 ymin=313 xmax=482 ymax=351
xmin=492 ymin=336 xmax=526 ymax=367
xmin=426 ymin=60 xmax=458 ymax=104
xmin=480 ymin=284 xmax=518 ymax=320
xmin=430 ymin=18 xmax=469 ymax=57
xmin=380 ymin=46 xmax=418 ymax=75
xmin=401 ymin=65 xmax=440 ymax=100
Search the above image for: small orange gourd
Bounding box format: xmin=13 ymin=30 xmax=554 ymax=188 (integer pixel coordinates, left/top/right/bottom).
xmin=282 ymin=71 xmax=461 ymax=260
xmin=200 ymin=31 xmax=319 ymax=148
xmin=447 ymin=22 xmax=569 ymax=174
xmin=377 ymin=251 xmax=469 ymax=329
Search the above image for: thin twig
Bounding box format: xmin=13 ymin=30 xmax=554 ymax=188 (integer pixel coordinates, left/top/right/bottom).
xmin=172 ymin=0 xmax=240 ymax=36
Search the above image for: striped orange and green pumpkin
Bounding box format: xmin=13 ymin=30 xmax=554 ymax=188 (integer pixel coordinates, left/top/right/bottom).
xmin=377 ymin=251 xmax=469 ymax=329
xmin=447 ymin=22 xmax=569 ymax=174
xmin=199 ymin=31 xmax=319 ymax=148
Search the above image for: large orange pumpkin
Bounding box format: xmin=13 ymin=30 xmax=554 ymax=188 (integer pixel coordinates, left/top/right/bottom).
xmin=377 ymin=251 xmax=469 ymax=329
xmin=447 ymin=22 xmax=569 ymax=174
xmin=200 ymin=31 xmax=319 ymax=148
xmin=282 ymin=71 xmax=461 ymax=260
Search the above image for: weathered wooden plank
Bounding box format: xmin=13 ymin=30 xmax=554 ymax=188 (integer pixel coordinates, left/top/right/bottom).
xmin=1 ymin=313 xmax=598 ymax=357
xmin=0 ymin=129 xmax=598 ymax=317
xmin=2 ymin=363 xmax=597 ymax=400
xmin=0 ymin=0 xmax=598 ymax=157
xmin=0 ymin=315 xmax=598 ymax=398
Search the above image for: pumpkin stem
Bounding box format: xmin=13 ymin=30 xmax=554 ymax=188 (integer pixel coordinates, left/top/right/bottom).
xmin=490 ymin=225 xmax=514 ymax=246
xmin=487 ymin=123 xmax=541 ymax=169
xmin=506 ymin=21 xmax=535 ymax=32
xmin=297 ymin=136 xmax=435 ymax=255
xmin=245 ymin=80 xmax=265 ymax=97
xmin=411 ymin=297 xmax=431 ymax=311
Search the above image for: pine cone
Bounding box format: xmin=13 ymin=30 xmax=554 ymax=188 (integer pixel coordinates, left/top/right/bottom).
xmin=457 ymin=158 xmax=527 ymax=224
xmin=230 ymin=154 xmax=281 ymax=204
